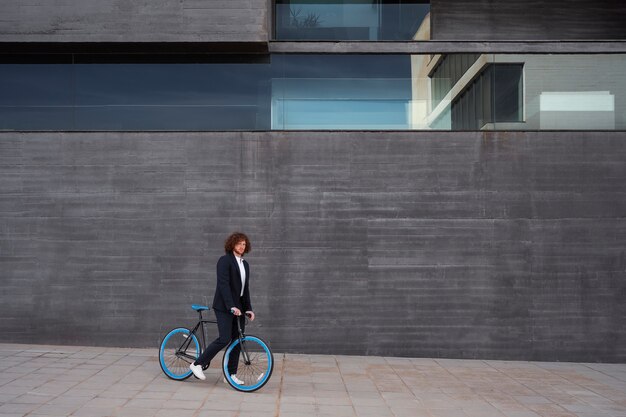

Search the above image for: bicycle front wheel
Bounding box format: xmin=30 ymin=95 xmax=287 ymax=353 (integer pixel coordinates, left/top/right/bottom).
xmin=159 ymin=327 xmax=200 ymax=380
xmin=223 ymin=335 xmax=273 ymax=392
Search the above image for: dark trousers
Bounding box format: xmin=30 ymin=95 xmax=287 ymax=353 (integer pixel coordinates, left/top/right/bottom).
xmin=194 ymin=308 xmax=245 ymax=375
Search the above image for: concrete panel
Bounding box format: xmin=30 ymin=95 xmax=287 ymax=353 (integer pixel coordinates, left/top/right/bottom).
xmin=0 ymin=131 xmax=625 ymax=362
xmin=0 ymin=0 xmax=268 ymax=43
xmin=269 ymin=41 xmax=626 ymax=54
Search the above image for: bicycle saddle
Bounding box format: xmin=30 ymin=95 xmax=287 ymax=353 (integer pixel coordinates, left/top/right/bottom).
xmin=191 ymin=304 xmax=209 ymax=311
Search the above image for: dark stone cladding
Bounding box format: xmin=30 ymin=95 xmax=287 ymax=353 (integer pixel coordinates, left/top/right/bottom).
xmin=431 ymin=0 xmax=626 ymax=41
xmin=1 ymin=131 xmax=625 ymax=362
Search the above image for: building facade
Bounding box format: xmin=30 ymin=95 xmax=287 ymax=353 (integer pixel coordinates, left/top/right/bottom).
xmin=1 ymin=0 xmax=625 ymax=362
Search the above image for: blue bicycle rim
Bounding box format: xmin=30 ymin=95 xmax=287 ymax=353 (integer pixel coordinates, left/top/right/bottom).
xmin=160 ymin=328 xmax=199 ymax=380
xmin=223 ymin=336 xmax=272 ymax=391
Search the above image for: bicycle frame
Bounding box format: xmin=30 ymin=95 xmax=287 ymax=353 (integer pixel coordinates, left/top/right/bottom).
xmin=176 ymin=309 xmax=216 ymax=362
xmin=174 ymin=310 xmax=252 ymax=365
xmin=235 ymin=315 xmax=251 ymax=364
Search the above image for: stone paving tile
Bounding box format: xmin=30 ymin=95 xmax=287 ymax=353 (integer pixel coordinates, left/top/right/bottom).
xmin=392 ymin=407 xmax=432 ymax=417
xmin=0 ymin=403 xmax=40 ymax=415
xmin=238 ymin=412 xmax=276 ymax=417
xmin=71 ymin=405 xmax=119 ymax=417
xmin=29 ymin=403 xmax=82 ymax=416
xmin=46 ymin=396 xmax=92 ymax=408
xmin=428 ymin=409 xmax=470 ymax=417
xmin=114 ymin=407 xmax=159 ymax=417
xmin=98 ymin=391 xmax=139 ymax=401
xmin=55 ymin=388 xmax=101 ymax=399
xmin=280 ymin=403 xmax=317 ymax=413
xmin=354 ymin=405 xmax=394 ymax=416
xmin=0 ymin=393 xmax=19 ymax=403
xmin=1 ymin=343 xmax=626 ymax=417
xmin=154 ymin=409 xmax=196 ymax=417
xmin=282 ymin=392 xmax=316 ymax=403
xmin=10 ymin=394 xmax=55 ymax=405
xmin=132 ymin=392 xmax=168 ymax=401
xmin=317 ymin=404 xmax=356 ymax=416
xmin=200 ymin=401 xmax=241 ymax=412
xmin=195 ymin=411 xmax=237 ymax=417
xmin=315 ymin=396 xmax=351 ymax=406
xmin=124 ymin=398 xmax=167 ymax=409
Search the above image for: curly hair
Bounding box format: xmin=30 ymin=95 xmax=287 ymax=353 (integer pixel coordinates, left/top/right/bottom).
xmin=224 ymin=232 xmax=251 ymax=254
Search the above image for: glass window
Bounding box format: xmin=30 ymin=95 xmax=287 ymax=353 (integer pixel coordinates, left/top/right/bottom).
xmin=494 ymin=64 xmax=523 ymax=123
xmin=1 ymin=54 xmax=625 ymax=131
xmin=449 ymin=63 xmax=523 ymax=130
xmin=494 ymin=54 xmax=625 ymax=130
xmin=0 ymin=64 xmax=74 ymax=130
xmin=430 ymin=54 xmax=480 ymax=106
xmin=271 ymin=54 xmax=413 ymax=129
xmin=275 ymin=0 xmax=431 ymax=41
xmin=0 ymin=58 xmax=272 ymax=131
xmin=74 ymin=62 xmax=271 ymax=130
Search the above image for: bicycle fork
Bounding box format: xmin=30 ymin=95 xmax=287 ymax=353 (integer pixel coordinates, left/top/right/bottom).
xmin=236 ymin=316 xmax=251 ymax=365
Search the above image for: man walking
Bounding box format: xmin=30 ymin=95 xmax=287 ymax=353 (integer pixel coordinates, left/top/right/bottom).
xmin=190 ymin=232 xmax=255 ymax=383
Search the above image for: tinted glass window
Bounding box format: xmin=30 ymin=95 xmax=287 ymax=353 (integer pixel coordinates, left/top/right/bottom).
xmin=271 ymin=55 xmax=412 ymax=129
xmin=2 ymin=54 xmax=626 ymax=131
xmin=494 ymin=64 xmax=523 ymax=122
xmin=275 ymin=0 xmax=430 ymax=41
xmin=0 ymin=65 xmax=74 ymax=130
xmin=75 ymin=63 xmax=271 ymax=130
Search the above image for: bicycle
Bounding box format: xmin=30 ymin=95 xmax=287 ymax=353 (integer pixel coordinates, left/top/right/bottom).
xmin=158 ymin=304 xmax=274 ymax=392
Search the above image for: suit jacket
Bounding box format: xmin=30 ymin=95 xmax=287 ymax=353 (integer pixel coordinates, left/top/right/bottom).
xmin=212 ymin=252 xmax=252 ymax=313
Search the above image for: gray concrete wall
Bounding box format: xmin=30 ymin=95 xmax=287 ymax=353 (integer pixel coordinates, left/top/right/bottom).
xmin=431 ymin=0 xmax=626 ymax=40
xmin=269 ymin=41 xmax=626 ymax=54
xmin=3 ymin=0 xmax=626 ymax=44
xmin=1 ymin=131 xmax=625 ymax=362
xmin=0 ymin=0 xmax=268 ymax=43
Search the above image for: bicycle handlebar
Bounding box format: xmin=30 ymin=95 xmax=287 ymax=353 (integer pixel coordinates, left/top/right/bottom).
xmin=230 ymin=308 xmax=253 ymax=319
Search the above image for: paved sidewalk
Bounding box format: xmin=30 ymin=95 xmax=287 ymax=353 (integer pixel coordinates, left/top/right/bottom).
xmin=0 ymin=343 xmax=625 ymax=417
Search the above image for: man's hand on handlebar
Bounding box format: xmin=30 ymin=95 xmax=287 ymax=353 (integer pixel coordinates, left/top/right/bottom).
xmin=230 ymin=308 xmax=255 ymax=321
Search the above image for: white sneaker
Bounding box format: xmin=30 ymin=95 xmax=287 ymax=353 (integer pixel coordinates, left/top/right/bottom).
xmin=189 ymin=363 xmax=206 ymax=380
xmin=224 ymin=374 xmax=245 ymax=385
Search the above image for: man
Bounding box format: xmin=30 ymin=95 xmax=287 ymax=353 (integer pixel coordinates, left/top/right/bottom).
xmin=189 ymin=232 xmax=255 ymax=383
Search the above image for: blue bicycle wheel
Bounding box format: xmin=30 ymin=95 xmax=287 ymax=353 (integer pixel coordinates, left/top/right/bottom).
xmin=223 ymin=335 xmax=273 ymax=392
xmin=159 ymin=327 xmax=200 ymax=380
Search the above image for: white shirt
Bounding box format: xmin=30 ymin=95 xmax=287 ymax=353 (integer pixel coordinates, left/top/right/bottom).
xmin=234 ymin=254 xmax=246 ymax=297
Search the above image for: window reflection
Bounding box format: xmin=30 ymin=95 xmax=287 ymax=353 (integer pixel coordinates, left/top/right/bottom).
xmin=499 ymin=54 xmax=625 ymax=130
xmin=445 ymin=63 xmax=523 ymax=130
xmin=74 ymin=63 xmax=271 ymax=130
xmin=0 ymin=54 xmax=625 ymax=131
xmin=0 ymin=65 xmax=74 ymax=130
xmin=275 ymin=0 xmax=431 ymax=41
xmin=271 ymin=55 xmax=413 ymax=129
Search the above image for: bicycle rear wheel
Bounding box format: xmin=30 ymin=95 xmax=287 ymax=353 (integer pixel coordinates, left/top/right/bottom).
xmin=223 ymin=335 xmax=273 ymax=392
xmin=159 ymin=327 xmax=200 ymax=380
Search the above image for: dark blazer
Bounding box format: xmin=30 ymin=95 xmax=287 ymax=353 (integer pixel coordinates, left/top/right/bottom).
xmin=212 ymin=252 xmax=252 ymax=313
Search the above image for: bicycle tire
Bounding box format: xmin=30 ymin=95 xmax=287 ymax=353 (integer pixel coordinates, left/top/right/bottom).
xmin=222 ymin=335 xmax=274 ymax=392
xmin=159 ymin=327 xmax=200 ymax=380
